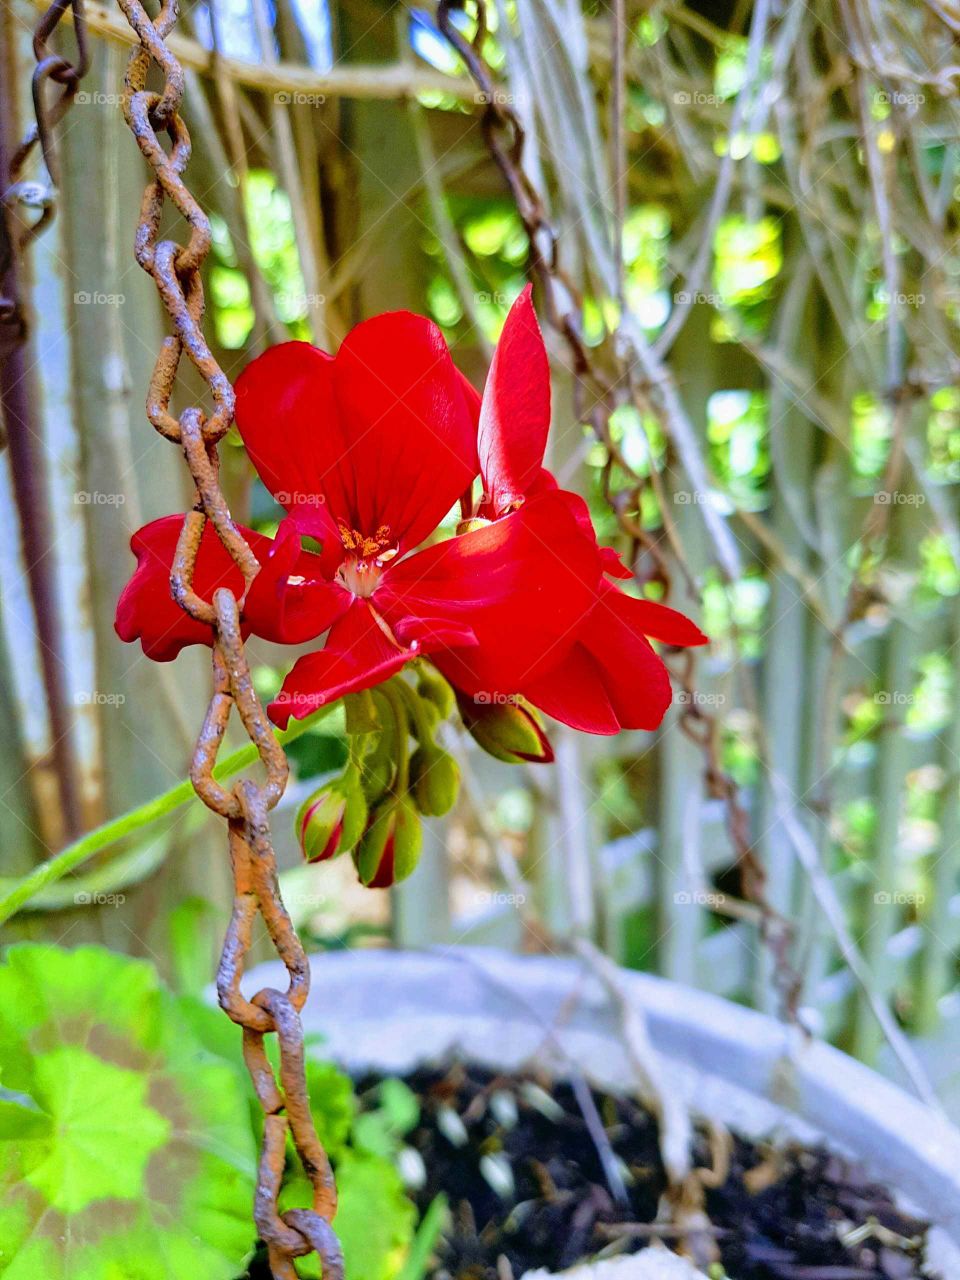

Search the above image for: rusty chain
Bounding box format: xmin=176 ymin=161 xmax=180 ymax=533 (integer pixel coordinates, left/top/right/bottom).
xmin=1 ymin=0 xmax=88 ymax=332
xmin=436 ymin=0 xmax=803 ymax=1022
xmin=115 ymin=1 xmax=342 ymax=1274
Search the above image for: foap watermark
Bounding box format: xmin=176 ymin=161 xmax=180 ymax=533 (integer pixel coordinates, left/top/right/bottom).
xmin=874 ymin=690 xmax=916 ymax=706
xmin=473 ymin=692 xmax=521 ymax=706
xmin=874 ymin=490 xmax=925 ymax=506
xmin=673 ymin=489 xmax=711 ymax=505
xmin=274 ymin=491 xmax=326 ymax=507
xmin=75 ymin=90 xmax=124 ymax=107
xmin=475 ymin=88 xmax=515 ymax=107
xmin=74 ymin=890 xmax=126 ymax=907
xmin=673 ymin=90 xmax=724 ymax=107
xmin=276 ymin=291 xmax=326 ymax=312
xmin=674 ymin=290 xmax=722 ymax=306
xmin=875 ymin=90 xmax=925 ymax=108
xmin=275 ymin=91 xmax=326 ymax=107
xmin=674 ymin=890 xmax=727 ymax=908
xmin=74 ymin=290 xmax=125 ymax=307
xmin=677 ymin=690 xmax=726 ymax=708
xmin=74 ymin=490 xmax=126 ymax=506
xmin=474 ymin=890 xmax=526 ymax=908
xmin=76 ymin=690 xmax=126 ymax=707
xmin=287 ymin=891 xmax=328 ymax=909
xmin=475 ymin=290 xmax=511 ymax=306
xmin=874 ymin=890 xmax=925 ymax=906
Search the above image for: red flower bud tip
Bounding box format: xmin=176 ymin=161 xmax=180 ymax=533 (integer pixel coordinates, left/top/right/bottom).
xmin=354 ymin=798 xmax=423 ymax=888
xmin=296 ymin=772 xmax=367 ymax=863
xmin=456 ymin=690 xmax=554 ymax=764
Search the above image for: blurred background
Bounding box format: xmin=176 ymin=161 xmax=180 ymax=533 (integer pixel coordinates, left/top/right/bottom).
xmin=2 ymin=0 xmax=959 ymax=1107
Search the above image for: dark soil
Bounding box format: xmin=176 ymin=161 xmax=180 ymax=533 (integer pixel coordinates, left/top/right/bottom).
xmin=378 ymin=1064 xmax=929 ymax=1280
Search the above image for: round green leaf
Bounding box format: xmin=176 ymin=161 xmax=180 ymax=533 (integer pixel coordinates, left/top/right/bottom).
xmin=0 ymin=945 xmax=256 ymax=1280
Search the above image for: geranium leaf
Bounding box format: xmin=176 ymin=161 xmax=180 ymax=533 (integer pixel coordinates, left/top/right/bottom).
xmin=0 ymin=945 xmax=256 ymax=1280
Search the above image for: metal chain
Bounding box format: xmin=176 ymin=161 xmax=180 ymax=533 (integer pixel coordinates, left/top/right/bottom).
xmin=437 ymin=0 xmax=803 ymax=1021
xmin=1 ymin=0 xmax=88 ymax=331
xmin=115 ymin=2 xmax=342 ymax=1274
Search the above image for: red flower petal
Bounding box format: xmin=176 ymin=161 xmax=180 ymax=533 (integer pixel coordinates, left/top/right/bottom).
xmin=601 ymin=547 xmax=634 ymax=579
xmin=521 ymin=645 xmax=620 ymax=735
xmin=268 ymin=599 xmax=416 ymax=728
xmin=582 ymin=601 xmax=673 ymax=730
xmin=379 ymin=489 xmax=601 ymax=695
xmin=115 ymin=515 xmax=274 ymax=661
xmin=622 ymin=596 xmax=708 ymax=647
xmin=478 ymin=285 xmax=550 ymax=516
xmin=523 ymin=580 xmax=700 ymax=732
xmin=234 ymin=341 xmax=345 ymax=530
xmin=244 ymin=518 xmax=351 ymax=645
xmin=235 ymin=315 xmax=479 ymax=557
xmin=332 ymin=312 xmax=478 ymax=551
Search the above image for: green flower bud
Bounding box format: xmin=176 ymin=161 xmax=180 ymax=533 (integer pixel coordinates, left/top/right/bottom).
xmin=410 ymin=746 xmax=461 ymax=817
xmin=354 ymin=798 xmax=423 ymax=888
xmin=416 ymin=666 xmax=455 ymax=721
xmin=456 ymin=691 xmax=554 ymax=765
xmin=358 ymin=738 xmax=395 ymax=804
xmin=296 ymin=771 xmax=368 ymax=863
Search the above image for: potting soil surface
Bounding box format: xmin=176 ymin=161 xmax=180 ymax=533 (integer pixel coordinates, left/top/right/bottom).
xmin=377 ymin=1064 xmax=930 ymax=1280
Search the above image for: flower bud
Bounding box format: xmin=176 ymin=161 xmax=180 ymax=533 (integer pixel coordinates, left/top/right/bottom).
xmin=354 ymin=798 xmax=423 ymax=888
xmin=410 ymin=747 xmax=461 ymax=818
xmin=416 ymin=666 xmax=455 ymax=721
xmin=456 ymin=691 xmax=554 ymax=765
xmin=296 ymin=772 xmax=367 ymax=863
xmin=358 ymin=742 xmax=394 ymax=804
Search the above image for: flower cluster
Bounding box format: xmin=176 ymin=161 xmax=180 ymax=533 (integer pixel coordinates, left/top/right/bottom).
xmin=116 ymin=289 xmax=707 ymax=880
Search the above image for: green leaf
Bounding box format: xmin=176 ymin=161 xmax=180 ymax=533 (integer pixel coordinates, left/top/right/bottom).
xmin=0 ymin=945 xmax=256 ymax=1280
xmin=396 ymin=1195 xmax=450 ymax=1280
xmin=334 ymin=1152 xmax=417 ymax=1280
xmin=305 ymin=1060 xmax=357 ymax=1163
xmin=353 ymin=1079 xmax=421 ymax=1159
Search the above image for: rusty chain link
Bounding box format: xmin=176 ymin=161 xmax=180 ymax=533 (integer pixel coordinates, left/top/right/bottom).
xmin=115 ymin=1 xmax=342 ymax=1274
xmin=437 ymin=0 xmax=803 ymax=1022
xmin=1 ymin=0 xmax=88 ymax=332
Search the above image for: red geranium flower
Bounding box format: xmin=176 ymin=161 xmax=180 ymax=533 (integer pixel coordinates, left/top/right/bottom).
xmin=116 ymin=310 xmax=601 ymax=724
xmin=116 ymin=294 xmax=706 ymax=736
xmin=438 ymin=286 xmax=708 ymax=734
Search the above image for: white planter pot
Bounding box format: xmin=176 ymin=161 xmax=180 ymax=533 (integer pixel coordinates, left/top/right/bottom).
xmin=240 ymin=947 xmax=960 ymax=1277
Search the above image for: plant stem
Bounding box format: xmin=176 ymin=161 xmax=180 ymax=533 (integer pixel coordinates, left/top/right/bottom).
xmin=0 ymin=705 xmax=337 ymax=926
